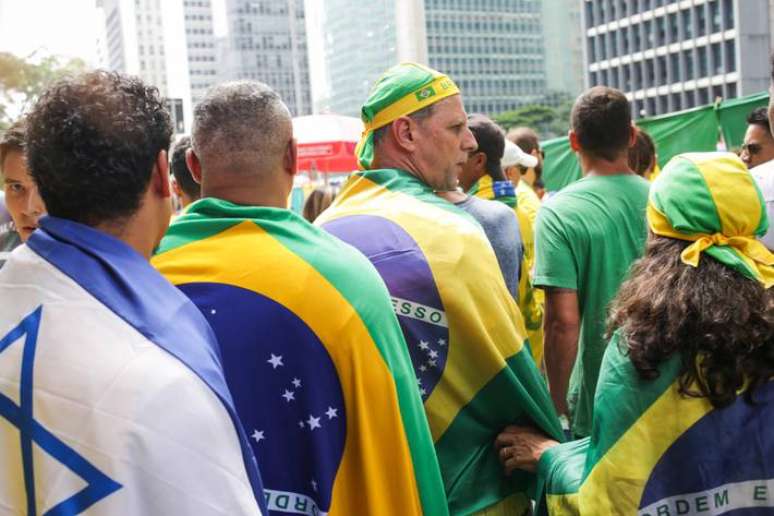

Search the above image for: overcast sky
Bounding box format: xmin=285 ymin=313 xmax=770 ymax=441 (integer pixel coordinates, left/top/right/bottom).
xmin=0 ymin=0 xmax=228 ymax=64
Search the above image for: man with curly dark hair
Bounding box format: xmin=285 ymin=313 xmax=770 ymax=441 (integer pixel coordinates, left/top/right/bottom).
xmin=0 ymin=71 xmax=265 ymax=515
xmin=495 ymin=152 xmax=774 ymax=515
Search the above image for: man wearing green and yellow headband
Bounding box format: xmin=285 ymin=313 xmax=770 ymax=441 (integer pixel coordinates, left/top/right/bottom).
xmin=494 ymin=151 xmax=774 ymax=515
xmin=317 ymin=63 xmax=563 ymax=515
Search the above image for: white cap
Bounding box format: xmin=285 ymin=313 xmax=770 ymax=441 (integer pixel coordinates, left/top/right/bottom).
xmin=501 ymin=139 xmax=538 ymax=169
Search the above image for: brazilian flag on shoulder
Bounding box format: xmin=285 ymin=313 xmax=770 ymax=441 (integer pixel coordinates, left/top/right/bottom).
xmin=153 ymin=198 xmax=447 ymax=515
xmin=317 ymin=168 xmax=563 ymax=515
xmin=538 ymin=332 xmax=774 ymax=515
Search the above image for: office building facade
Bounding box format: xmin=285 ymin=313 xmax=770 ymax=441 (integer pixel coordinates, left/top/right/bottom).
xmin=583 ymin=0 xmax=774 ymax=118
xmin=314 ymin=0 xmax=556 ymax=117
xmin=97 ymin=0 xmax=218 ymax=132
xmin=223 ymin=0 xmax=312 ymax=116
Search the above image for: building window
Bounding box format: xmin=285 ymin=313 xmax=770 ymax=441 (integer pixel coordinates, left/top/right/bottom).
xmin=656 ymin=16 xmax=666 ymax=46
xmin=696 ymin=5 xmax=707 ymax=37
xmin=711 ymin=42 xmax=722 ymax=74
xmin=672 ymin=93 xmax=683 ymax=111
xmin=698 ymin=88 xmax=710 ymax=105
xmin=646 ymin=58 xmax=655 ymax=87
xmin=681 ymin=9 xmax=693 ymax=39
xmin=685 ymin=92 xmax=696 ymax=109
xmin=644 ymin=19 xmax=654 ymax=49
xmin=668 ymin=12 xmax=679 ymax=44
xmin=727 ymin=81 xmax=737 ymax=98
xmin=698 ymin=45 xmax=709 ymax=77
xmin=657 ymin=55 xmax=667 ymax=86
xmin=670 ymin=52 xmax=681 ymax=81
xmin=709 ymin=0 xmax=721 ymax=32
xmin=633 ymin=23 xmax=642 ymax=52
xmin=724 ymin=39 xmax=736 ymax=73
xmin=647 ymin=97 xmax=656 ymax=117
xmin=659 ymin=95 xmax=669 ymax=113
xmin=722 ymin=0 xmax=734 ymax=30
xmin=622 ymin=26 xmax=630 ymax=54
xmin=685 ymin=50 xmax=695 ymax=80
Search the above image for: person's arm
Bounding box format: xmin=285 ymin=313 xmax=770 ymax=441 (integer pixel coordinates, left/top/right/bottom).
xmin=543 ymin=287 xmax=580 ymax=418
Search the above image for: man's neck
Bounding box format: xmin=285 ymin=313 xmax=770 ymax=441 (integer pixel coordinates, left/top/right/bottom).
xmin=436 ymin=189 xmax=467 ymax=203
xmin=580 ymin=153 xmax=634 ymax=177
xmin=94 ymin=213 xmax=158 ymax=260
xmin=203 ymin=184 xmax=289 ymax=209
xmin=201 ymin=169 xmax=290 ymax=210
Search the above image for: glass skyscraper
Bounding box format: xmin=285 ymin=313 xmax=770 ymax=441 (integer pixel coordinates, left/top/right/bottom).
xmin=315 ymin=0 xmax=556 ymax=118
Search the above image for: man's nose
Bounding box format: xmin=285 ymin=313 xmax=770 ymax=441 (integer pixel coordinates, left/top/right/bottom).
xmin=462 ymin=127 xmax=477 ymax=152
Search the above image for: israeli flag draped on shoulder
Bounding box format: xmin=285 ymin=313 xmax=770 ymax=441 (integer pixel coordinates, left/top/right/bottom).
xmin=0 ymin=216 xmax=265 ymax=515
xmin=316 ymin=168 xmax=564 ymax=515
xmin=538 ymin=333 xmax=774 ymax=515
xmin=153 ymin=198 xmax=447 ymax=516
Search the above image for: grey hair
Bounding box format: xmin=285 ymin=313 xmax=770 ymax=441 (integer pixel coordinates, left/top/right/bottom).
xmin=192 ymin=81 xmax=292 ymax=175
xmin=372 ymin=103 xmax=436 ymax=146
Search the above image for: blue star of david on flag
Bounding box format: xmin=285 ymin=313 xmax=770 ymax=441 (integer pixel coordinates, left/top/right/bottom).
xmin=0 ymin=306 xmax=122 ymax=515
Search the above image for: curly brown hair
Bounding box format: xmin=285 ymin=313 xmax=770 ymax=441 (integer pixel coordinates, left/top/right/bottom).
xmin=25 ymin=70 xmax=172 ymax=226
xmin=608 ymin=234 xmax=774 ymax=408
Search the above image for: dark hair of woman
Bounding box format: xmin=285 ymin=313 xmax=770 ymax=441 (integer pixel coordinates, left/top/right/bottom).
xmin=608 ymin=234 xmax=774 ymax=408
xmin=302 ymin=186 xmax=338 ymax=223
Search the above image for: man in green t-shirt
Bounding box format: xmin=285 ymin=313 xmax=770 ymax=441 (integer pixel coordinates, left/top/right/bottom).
xmin=534 ymin=86 xmax=650 ymax=438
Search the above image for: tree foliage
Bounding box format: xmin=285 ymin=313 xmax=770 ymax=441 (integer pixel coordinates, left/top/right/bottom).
xmin=0 ymin=52 xmax=87 ymax=130
xmin=494 ymin=91 xmax=576 ymax=140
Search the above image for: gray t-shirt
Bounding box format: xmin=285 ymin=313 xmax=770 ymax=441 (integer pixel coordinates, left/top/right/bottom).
xmin=455 ymin=195 xmax=522 ymax=300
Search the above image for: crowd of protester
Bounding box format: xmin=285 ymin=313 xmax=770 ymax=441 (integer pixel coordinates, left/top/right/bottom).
xmin=0 ymin=55 xmax=772 ymax=516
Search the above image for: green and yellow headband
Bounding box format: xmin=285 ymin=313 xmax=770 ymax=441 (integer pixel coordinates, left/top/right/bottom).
xmin=648 ymin=152 xmax=774 ymax=288
xmin=355 ymin=62 xmax=460 ymax=170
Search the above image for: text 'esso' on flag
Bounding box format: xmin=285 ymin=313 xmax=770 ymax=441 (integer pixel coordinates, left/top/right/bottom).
xmin=391 ymin=296 xmax=448 ymax=328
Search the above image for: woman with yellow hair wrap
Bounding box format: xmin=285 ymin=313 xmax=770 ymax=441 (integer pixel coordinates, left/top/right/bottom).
xmin=494 ymin=152 xmax=774 ymax=515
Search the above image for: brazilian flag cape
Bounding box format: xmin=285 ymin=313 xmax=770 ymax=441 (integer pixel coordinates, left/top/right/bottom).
xmin=469 ymin=176 xmax=545 ymax=367
xmin=538 ymin=332 xmax=774 ymax=515
xmin=152 ymin=198 xmax=447 ymax=516
xmin=316 ymin=169 xmax=563 ymax=514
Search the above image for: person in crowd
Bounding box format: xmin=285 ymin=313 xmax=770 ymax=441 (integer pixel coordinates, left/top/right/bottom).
xmin=628 ymin=128 xmax=658 ymax=179
xmin=741 ymin=106 xmax=774 ymax=169
xmin=0 ymin=192 xmax=17 ymax=267
xmin=169 ymin=135 xmax=201 ymax=211
xmin=302 ymin=184 xmax=337 ymax=222
xmin=315 ymin=62 xmax=563 ymax=515
xmin=0 ymin=71 xmax=266 ymax=515
xmin=507 ymin=127 xmax=544 ymax=226
xmin=441 ymin=113 xmax=523 ymax=299
xmin=534 ymin=86 xmax=650 ymax=438
xmin=496 ymin=152 xmax=774 ymax=514
xmin=153 ymin=81 xmax=445 ymax=516
xmin=0 ymin=118 xmax=45 ymax=268
xmin=533 ymin=179 xmax=546 ymax=200
xmin=751 ymin=72 xmax=774 ymax=251
xmin=500 ymin=137 xmax=547 ymax=368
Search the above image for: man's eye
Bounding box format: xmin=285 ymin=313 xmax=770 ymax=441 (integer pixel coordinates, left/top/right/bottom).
xmin=6 ymin=184 xmax=24 ymax=194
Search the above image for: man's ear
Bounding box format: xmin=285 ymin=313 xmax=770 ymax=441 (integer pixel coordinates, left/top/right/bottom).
xmin=283 ymin=137 xmax=298 ymax=177
xmin=568 ymin=130 xmax=581 ymax=152
xmin=153 ymin=150 xmax=171 ymax=198
xmin=185 ymin=148 xmax=203 ymax=185
xmin=391 ymin=116 xmax=418 ymax=152
xmin=628 ymin=124 xmax=638 ymax=148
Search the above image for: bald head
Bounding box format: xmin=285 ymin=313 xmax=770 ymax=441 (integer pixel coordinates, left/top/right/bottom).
xmin=192 ymin=81 xmax=292 ymax=177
